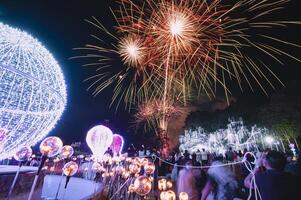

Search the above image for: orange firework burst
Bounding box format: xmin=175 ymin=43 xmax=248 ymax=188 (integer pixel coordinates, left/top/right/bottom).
xmin=118 ymin=34 xmax=146 ymax=68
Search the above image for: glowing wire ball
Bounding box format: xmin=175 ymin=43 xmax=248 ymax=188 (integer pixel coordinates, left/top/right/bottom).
xmin=144 ymin=162 xmax=155 ymax=175
xmin=0 ymin=23 xmax=67 ymax=160
xmin=160 ymin=190 xmax=176 ymax=200
xmin=133 ymin=175 xmax=152 ymax=196
xmin=86 ymin=125 xmax=113 ymax=160
xmin=60 ymin=145 xmax=74 ymax=159
xmin=63 ymin=161 xmax=78 ymax=176
xmin=13 ymin=146 xmax=32 ymax=162
xmin=110 ymin=134 xmax=124 ymax=155
xmin=179 ymin=192 xmax=189 ymax=200
xmin=39 ymin=136 xmax=63 ymax=158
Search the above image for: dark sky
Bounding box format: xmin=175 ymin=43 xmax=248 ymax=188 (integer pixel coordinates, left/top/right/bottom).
xmin=0 ymin=0 xmax=300 ymax=147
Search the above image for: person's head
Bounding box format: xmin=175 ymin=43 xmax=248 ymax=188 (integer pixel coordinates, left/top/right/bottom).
xmin=185 ymin=160 xmax=193 ymax=169
xmin=202 ymin=148 xmax=205 ymax=152
xmin=263 ymin=151 xmax=286 ymax=170
xmin=229 ymin=147 xmax=232 ymax=151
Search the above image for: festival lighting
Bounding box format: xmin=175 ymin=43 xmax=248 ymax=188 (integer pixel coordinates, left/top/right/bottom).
xmin=110 ymin=134 xmax=124 ymax=155
xmin=60 ymin=145 xmax=74 ymax=159
xmin=133 ymin=175 xmax=152 ymax=196
xmin=0 ymin=23 xmax=67 ymax=160
xmin=160 ymin=190 xmax=176 ymax=200
xmin=63 ymin=161 xmax=79 ymax=177
xmin=13 ymin=146 xmax=32 ymax=162
xmin=179 ymin=192 xmax=189 ymax=200
xmin=86 ymin=125 xmax=113 ymax=160
xmin=40 ymin=136 xmax=63 ymax=157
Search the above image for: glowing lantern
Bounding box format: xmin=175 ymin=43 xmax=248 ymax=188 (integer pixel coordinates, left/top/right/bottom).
xmin=110 ymin=134 xmax=124 ymax=155
xmin=134 ymin=175 xmax=152 ymax=196
xmin=63 ymin=161 xmax=78 ymax=177
xmin=39 ymin=136 xmax=63 ymax=157
xmin=86 ymin=125 xmax=113 ymax=160
xmin=160 ymin=190 xmax=176 ymax=200
xmin=129 ymin=164 xmax=141 ymax=174
xmin=144 ymin=162 xmax=156 ymax=175
xmin=166 ymin=181 xmax=173 ymax=189
xmin=13 ymin=146 xmax=32 ymax=162
xmin=128 ymin=184 xmax=136 ymax=193
xmin=179 ymin=192 xmax=189 ymax=200
xmin=158 ymin=179 xmax=167 ymax=191
xmin=60 ymin=145 xmax=74 ymax=159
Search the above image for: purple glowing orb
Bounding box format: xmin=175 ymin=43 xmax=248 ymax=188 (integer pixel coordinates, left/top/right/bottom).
xmin=110 ymin=134 xmax=124 ymax=155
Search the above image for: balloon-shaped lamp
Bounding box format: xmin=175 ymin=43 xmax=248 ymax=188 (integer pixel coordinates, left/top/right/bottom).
xmin=86 ymin=125 xmax=113 ymax=160
xmin=110 ymin=134 xmax=124 ymax=156
xmin=7 ymin=147 xmax=33 ymax=200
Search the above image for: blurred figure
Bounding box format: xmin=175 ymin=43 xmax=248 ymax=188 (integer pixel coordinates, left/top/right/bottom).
xmin=201 ymin=149 xmax=208 ymax=166
xmin=244 ymin=150 xmax=298 ymax=200
xmin=201 ymin=157 xmax=238 ymax=200
xmin=225 ymin=147 xmax=235 ymax=162
xmin=177 ymin=161 xmax=200 ymax=200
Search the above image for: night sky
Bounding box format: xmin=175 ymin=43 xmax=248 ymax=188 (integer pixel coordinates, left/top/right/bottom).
xmin=0 ymin=0 xmax=301 ymax=148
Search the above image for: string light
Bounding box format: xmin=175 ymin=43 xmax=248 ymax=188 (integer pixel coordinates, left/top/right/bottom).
xmin=0 ymin=23 xmax=67 ymax=160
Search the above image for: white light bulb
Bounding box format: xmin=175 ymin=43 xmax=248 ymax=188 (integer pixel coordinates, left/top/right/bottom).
xmin=86 ymin=125 xmax=113 ymax=160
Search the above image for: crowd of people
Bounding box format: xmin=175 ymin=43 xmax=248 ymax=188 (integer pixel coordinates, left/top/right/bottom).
xmin=153 ymin=147 xmax=301 ymax=200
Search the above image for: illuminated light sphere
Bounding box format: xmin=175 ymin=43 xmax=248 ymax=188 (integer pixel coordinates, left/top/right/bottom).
xmin=133 ymin=175 xmax=152 ymax=196
xmin=39 ymin=136 xmax=63 ymax=157
xmin=144 ymin=162 xmax=156 ymax=175
xmin=166 ymin=181 xmax=173 ymax=189
xmin=110 ymin=134 xmax=124 ymax=155
xmin=13 ymin=146 xmax=32 ymax=162
xmin=129 ymin=163 xmax=141 ymax=174
xmin=158 ymin=179 xmax=167 ymax=191
xmin=60 ymin=145 xmax=74 ymax=159
xmin=179 ymin=192 xmax=189 ymax=200
xmin=160 ymin=190 xmax=176 ymax=200
xmin=86 ymin=125 xmax=113 ymax=160
xmin=63 ymin=161 xmax=79 ymax=177
xmin=0 ymin=23 xmax=67 ymax=160
xmin=92 ymin=162 xmax=102 ymax=172
xmin=128 ymin=184 xmax=136 ymax=193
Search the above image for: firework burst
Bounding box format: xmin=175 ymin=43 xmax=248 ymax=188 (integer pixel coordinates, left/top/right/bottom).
xmin=76 ymin=0 xmax=301 ymax=140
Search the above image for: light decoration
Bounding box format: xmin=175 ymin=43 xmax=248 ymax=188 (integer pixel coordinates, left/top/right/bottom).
xmin=179 ymin=192 xmax=189 ymax=200
xmin=0 ymin=23 xmax=67 ymax=160
xmin=0 ymin=128 xmax=7 ymax=151
xmin=39 ymin=136 xmax=63 ymax=157
xmin=86 ymin=125 xmax=113 ymax=160
xmin=13 ymin=146 xmax=32 ymax=162
xmin=60 ymin=145 xmax=74 ymax=159
xmin=133 ymin=175 xmax=152 ymax=196
xmin=179 ymin=118 xmax=271 ymax=154
xmin=160 ymin=190 xmax=176 ymax=200
xmin=63 ymin=161 xmax=79 ymax=177
xmin=144 ymin=161 xmax=156 ymax=175
xmin=110 ymin=134 xmax=124 ymax=155
xmin=158 ymin=178 xmax=167 ymax=191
